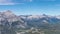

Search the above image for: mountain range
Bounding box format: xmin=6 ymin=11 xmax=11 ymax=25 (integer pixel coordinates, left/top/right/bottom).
xmin=0 ymin=10 xmax=60 ymax=28
xmin=0 ymin=10 xmax=60 ymax=34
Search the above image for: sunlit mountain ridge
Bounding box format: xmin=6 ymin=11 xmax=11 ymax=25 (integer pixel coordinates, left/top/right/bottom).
xmin=0 ymin=10 xmax=60 ymax=34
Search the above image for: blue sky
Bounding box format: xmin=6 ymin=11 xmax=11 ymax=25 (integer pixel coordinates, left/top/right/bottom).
xmin=0 ymin=0 xmax=60 ymax=15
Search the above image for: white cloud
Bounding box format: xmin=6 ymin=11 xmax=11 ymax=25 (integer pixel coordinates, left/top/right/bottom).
xmin=0 ymin=0 xmax=12 ymax=3
xmin=0 ymin=3 xmax=24 ymax=5
xmin=0 ymin=0 xmax=14 ymax=5
xmin=0 ymin=0 xmax=32 ymax=5
xmin=0 ymin=0 xmax=33 ymax=5
xmin=0 ymin=3 xmax=17 ymax=5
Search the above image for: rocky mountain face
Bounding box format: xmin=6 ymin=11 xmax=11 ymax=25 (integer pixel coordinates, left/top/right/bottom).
xmin=0 ymin=10 xmax=27 ymax=30
xmin=1 ymin=10 xmax=60 ymax=34
xmin=0 ymin=10 xmax=60 ymax=29
xmin=0 ymin=10 xmax=28 ymax=34
xmin=20 ymin=15 xmax=60 ymax=28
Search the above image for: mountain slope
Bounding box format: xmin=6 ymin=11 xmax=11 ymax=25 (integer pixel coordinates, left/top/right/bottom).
xmin=0 ymin=10 xmax=60 ymax=34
